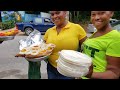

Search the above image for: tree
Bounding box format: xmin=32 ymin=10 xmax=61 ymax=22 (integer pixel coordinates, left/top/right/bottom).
xmin=113 ymin=11 xmax=120 ymax=20
xmin=69 ymin=11 xmax=90 ymax=24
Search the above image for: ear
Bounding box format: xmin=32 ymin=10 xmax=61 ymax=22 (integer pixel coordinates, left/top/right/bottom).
xmin=63 ymin=11 xmax=68 ymax=20
xmin=63 ymin=11 xmax=67 ymax=15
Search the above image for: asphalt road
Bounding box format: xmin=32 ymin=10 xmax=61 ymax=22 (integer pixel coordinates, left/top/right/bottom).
xmin=0 ymin=32 xmax=91 ymax=79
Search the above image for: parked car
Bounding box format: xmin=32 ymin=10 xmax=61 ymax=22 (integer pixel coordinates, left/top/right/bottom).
xmin=87 ymin=24 xmax=97 ymax=33
xmin=112 ymin=24 xmax=120 ymax=32
xmin=16 ymin=17 xmax=54 ymax=35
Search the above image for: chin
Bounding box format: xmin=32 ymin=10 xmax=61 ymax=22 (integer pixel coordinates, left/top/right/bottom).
xmin=55 ymin=23 xmax=62 ymax=27
xmin=94 ymin=25 xmax=102 ymax=30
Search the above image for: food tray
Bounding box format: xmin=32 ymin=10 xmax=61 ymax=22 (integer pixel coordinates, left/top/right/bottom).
xmin=0 ymin=36 xmax=15 ymax=41
xmin=25 ymin=55 xmax=49 ymax=62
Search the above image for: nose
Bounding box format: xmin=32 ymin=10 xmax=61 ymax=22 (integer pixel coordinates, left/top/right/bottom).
xmin=95 ymin=15 xmax=100 ymax=20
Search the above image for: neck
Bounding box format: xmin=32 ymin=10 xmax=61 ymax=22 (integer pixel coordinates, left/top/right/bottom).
xmin=97 ymin=23 xmax=112 ymax=34
xmin=56 ymin=20 xmax=68 ymax=29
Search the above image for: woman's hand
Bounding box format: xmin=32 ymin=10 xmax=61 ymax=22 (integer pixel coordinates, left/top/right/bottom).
xmin=85 ymin=64 xmax=93 ymax=78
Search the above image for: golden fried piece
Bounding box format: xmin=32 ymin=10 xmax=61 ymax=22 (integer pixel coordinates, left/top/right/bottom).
xmin=15 ymin=43 xmax=56 ymax=58
xmin=15 ymin=53 xmax=25 ymax=57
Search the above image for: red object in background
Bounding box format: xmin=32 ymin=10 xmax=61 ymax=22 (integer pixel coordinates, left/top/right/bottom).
xmin=0 ymin=33 xmax=6 ymax=36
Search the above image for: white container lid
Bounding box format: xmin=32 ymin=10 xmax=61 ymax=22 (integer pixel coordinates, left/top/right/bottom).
xmin=59 ymin=50 xmax=92 ymax=66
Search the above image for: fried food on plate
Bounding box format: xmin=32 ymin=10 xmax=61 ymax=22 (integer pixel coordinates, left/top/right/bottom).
xmin=15 ymin=43 xmax=55 ymax=58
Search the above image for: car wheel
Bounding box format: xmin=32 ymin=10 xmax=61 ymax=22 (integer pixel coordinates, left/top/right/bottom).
xmin=24 ymin=27 xmax=33 ymax=36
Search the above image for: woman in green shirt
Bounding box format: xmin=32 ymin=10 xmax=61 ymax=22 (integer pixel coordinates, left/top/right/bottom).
xmin=84 ymin=11 xmax=120 ymax=79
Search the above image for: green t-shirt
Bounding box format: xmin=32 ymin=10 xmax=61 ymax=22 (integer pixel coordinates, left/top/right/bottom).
xmin=82 ymin=30 xmax=120 ymax=79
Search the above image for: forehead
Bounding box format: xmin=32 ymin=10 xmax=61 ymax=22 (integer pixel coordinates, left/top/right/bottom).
xmin=49 ymin=11 xmax=61 ymax=13
xmin=91 ymin=11 xmax=110 ymax=13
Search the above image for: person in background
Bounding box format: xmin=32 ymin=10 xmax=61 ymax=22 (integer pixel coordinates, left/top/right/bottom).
xmin=44 ymin=11 xmax=87 ymax=79
xmin=82 ymin=11 xmax=120 ymax=79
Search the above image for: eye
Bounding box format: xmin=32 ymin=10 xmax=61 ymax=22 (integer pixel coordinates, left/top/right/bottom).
xmin=91 ymin=13 xmax=95 ymax=17
xmin=50 ymin=13 xmax=54 ymax=16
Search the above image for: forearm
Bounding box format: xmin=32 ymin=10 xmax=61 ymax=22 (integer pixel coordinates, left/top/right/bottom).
xmin=91 ymin=70 xmax=119 ymax=79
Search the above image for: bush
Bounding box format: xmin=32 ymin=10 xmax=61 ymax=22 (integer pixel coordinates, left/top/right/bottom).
xmin=1 ymin=20 xmax=15 ymax=30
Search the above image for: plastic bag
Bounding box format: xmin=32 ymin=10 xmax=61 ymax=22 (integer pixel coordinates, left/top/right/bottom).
xmin=19 ymin=29 xmax=44 ymax=50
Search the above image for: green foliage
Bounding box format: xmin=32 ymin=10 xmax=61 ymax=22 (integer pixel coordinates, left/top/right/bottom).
xmin=69 ymin=11 xmax=120 ymax=25
xmin=1 ymin=20 xmax=15 ymax=30
xmin=113 ymin=11 xmax=120 ymax=20
xmin=69 ymin=11 xmax=91 ymax=24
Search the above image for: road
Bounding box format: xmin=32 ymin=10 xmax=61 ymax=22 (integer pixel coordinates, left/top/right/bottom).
xmin=0 ymin=32 xmax=91 ymax=79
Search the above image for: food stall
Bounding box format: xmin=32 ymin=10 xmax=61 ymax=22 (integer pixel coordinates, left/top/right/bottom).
xmin=0 ymin=29 xmax=19 ymax=44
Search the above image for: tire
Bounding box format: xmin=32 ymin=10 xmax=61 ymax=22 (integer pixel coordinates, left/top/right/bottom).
xmin=24 ymin=27 xmax=33 ymax=36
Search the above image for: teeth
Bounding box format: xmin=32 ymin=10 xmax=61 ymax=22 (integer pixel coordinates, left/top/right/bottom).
xmin=54 ymin=18 xmax=59 ymax=22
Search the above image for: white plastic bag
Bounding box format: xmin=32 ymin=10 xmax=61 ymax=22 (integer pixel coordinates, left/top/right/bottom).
xmin=19 ymin=29 xmax=44 ymax=50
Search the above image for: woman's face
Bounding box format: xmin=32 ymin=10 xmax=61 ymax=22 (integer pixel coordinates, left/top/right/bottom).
xmin=91 ymin=11 xmax=113 ymax=30
xmin=50 ymin=11 xmax=67 ymax=26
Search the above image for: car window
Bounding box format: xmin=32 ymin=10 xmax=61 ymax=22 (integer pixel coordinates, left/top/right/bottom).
xmin=34 ymin=18 xmax=43 ymax=24
xmin=44 ymin=18 xmax=53 ymax=24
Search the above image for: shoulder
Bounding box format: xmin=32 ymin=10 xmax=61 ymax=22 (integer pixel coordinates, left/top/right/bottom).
xmin=46 ymin=26 xmax=56 ymax=33
xmin=70 ymin=22 xmax=83 ymax=28
xmin=69 ymin=22 xmax=85 ymax=32
xmin=110 ymin=30 xmax=120 ymax=39
xmin=107 ymin=30 xmax=120 ymax=47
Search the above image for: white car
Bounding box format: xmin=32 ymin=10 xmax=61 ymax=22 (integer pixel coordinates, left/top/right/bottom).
xmin=110 ymin=18 xmax=118 ymax=24
xmin=112 ymin=24 xmax=120 ymax=32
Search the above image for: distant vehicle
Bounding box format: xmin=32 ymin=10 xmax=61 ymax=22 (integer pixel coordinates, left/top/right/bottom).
xmin=87 ymin=24 xmax=97 ymax=33
xmin=15 ymin=17 xmax=54 ymax=35
xmin=112 ymin=24 xmax=120 ymax=32
xmin=109 ymin=18 xmax=119 ymax=25
xmin=87 ymin=19 xmax=120 ymax=33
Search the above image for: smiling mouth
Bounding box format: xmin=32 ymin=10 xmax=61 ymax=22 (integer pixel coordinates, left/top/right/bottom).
xmin=54 ymin=19 xmax=59 ymax=22
xmin=95 ymin=21 xmax=103 ymax=25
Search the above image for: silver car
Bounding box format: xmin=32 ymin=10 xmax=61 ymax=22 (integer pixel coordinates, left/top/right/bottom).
xmin=112 ymin=24 xmax=120 ymax=32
